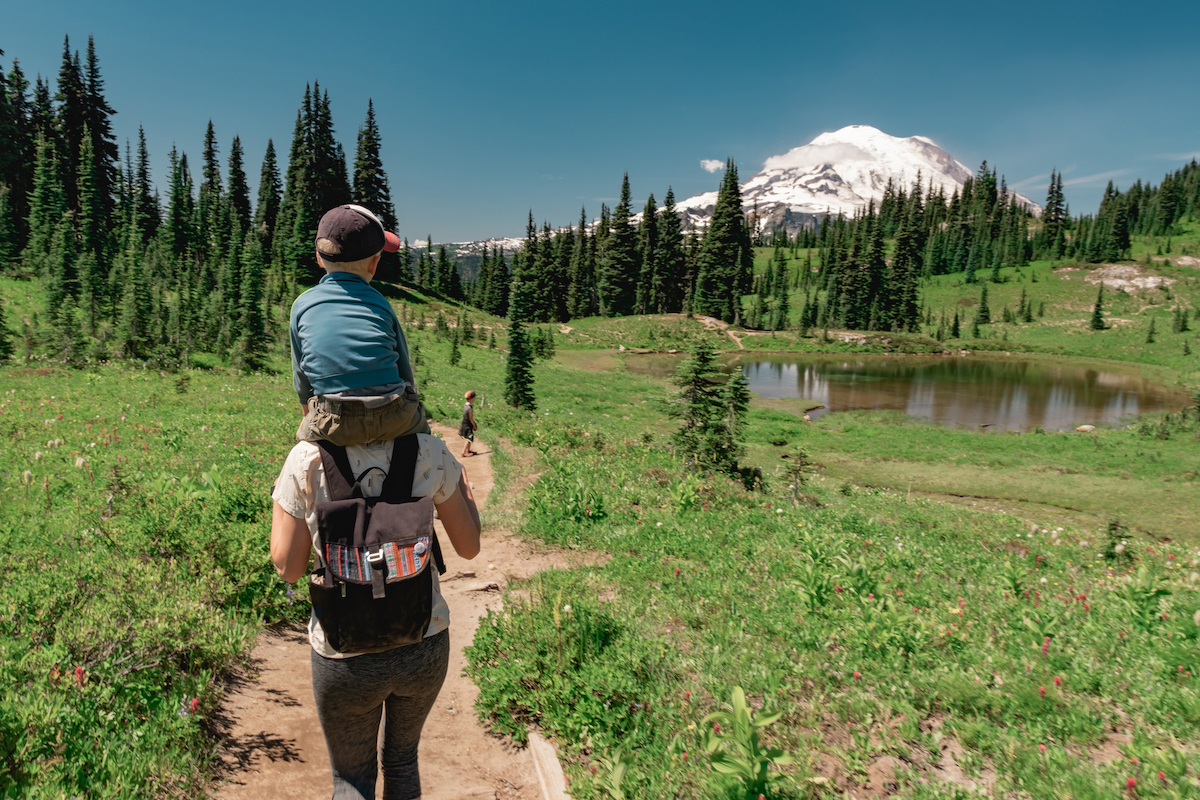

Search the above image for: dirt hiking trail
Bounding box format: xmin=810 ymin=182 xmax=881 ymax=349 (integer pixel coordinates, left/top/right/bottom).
xmin=211 ymin=425 xmax=571 ymax=799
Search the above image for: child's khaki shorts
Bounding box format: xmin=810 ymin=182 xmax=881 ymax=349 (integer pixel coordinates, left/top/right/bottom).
xmin=297 ymin=386 xmax=431 ymax=445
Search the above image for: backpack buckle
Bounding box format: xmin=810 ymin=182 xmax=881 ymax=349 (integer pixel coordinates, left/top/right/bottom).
xmin=367 ymin=547 xmax=387 ymax=599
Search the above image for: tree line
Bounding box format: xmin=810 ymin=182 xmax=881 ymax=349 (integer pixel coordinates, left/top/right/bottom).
xmin=0 ymin=36 xmax=401 ymax=368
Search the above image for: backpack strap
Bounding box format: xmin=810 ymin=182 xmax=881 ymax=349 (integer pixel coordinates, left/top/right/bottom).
xmin=314 ymin=440 xmax=357 ymax=501
xmin=381 ymin=434 xmax=419 ymax=499
xmin=379 ymin=434 xmax=447 ymax=576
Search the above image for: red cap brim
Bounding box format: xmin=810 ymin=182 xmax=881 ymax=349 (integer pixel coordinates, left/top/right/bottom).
xmin=383 ymin=231 xmax=401 ymax=253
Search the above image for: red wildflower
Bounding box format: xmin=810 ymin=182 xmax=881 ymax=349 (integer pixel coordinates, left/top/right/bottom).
xmin=853 ymin=671 xmax=862 ymax=679
xmin=1039 ymin=744 xmax=1046 ymax=753
xmin=713 ymin=722 xmax=721 ymax=734
xmin=1042 ymin=636 xmax=1051 ymax=657
xmin=1039 ymin=686 xmax=1046 ymax=698
xmin=1053 ymin=676 xmax=1062 ymax=687
xmin=684 ymin=690 xmax=691 ymax=700
xmin=675 ymin=567 xmax=681 ymax=577
xmin=74 ymin=666 xmax=85 ymax=687
xmin=1158 ymin=771 xmax=1167 ymax=782
xmin=189 ymin=697 xmax=200 ymax=715
xmin=681 ymin=751 xmax=688 ymax=760
xmin=1126 ymin=776 xmax=1136 ymax=794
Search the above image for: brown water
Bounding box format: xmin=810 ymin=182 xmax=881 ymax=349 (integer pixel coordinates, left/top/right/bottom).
xmin=626 ymin=352 xmax=1192 ymax=431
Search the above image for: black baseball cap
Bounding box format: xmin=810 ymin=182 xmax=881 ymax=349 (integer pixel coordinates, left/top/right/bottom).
xmin=315 ymin=204 xmax=401 ymax=262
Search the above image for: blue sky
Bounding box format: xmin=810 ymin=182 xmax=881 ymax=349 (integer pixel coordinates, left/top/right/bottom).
xmin=5 ymin=0 xmax=1198 ymax=242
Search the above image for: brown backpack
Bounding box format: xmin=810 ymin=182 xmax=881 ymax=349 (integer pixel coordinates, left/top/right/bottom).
xmin=309 ymin=435 xmax=446 ymax=653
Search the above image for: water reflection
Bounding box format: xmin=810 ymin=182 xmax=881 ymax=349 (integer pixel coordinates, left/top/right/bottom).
xmin=737 ymin=355 xmax=1189 ymax=431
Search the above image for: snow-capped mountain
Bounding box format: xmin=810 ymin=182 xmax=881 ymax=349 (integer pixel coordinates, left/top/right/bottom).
xmin=677 ymin=125 xmax=1040 ymax=233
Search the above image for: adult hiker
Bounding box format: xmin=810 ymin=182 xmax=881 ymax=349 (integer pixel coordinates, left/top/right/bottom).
xmin=270 ymin=428 xmax=481 ymax=800
xmin=458 ymin=391 xmax=478 ymax=457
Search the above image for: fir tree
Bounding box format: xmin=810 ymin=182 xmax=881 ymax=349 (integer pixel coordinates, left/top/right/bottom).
xmin=23 ymin=134 xmax=65 ymax=282
xmin=978 ymin=284 xmax=991 ymax=324
xmin=597 ymin=174 xmax=638 ymax=316
xmin=227 ymin=135 xmax=251 ymax=233
xmin=83 ymin=36 xmax=119 ymax=227
xmin=655 ymin=188 xmax=686 ymax=312
xmin=503 ymin=251 xmax=536 ymax=410
xmin=693 ymin=160 xmax=753 ymax=324
xmin=635 ymin=193 xmax=658 ymax=314
xmin=1145 ymin=315 xmax=1156 ymax=344
xmin=236 ymin=229 xmax=267 ymax=370
xmin=54 ymin=36 xmax=88 ymax=212
xmin=0 ymin=296 xmax=13 ymax=361
xmin=1090 ymin=286 xmax=1106 ymax=330
xmin=669 ymin=342 xmax=744 ymax=474
xmin=134 ymin=126 xmax=158 ymax=242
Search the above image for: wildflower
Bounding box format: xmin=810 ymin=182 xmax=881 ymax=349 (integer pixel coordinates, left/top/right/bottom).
xmin=853 ymin=671 xmax=862 ymax=679
xmin=75 ymin=456 xmax=86 ymax=468
xmin=656 ymin=522 xmax=663 ymax=527
xmin=1039 ymin=744 xmax=1047 ymax=753
xmin=675 ymin=567 xmax=681 ymax=577
xmin=1126 ymin=776 xmax=1136 ymax=794
xmin=1054 ymin=676 xmax=1062 ymax=687
xmin=868 ymin=593 xmax=874 ymax=599
xmin=563 ymin=605 xmax=571 ymax=613
xmin=49 ymin=666 xmax=60 ymax=684
xmin=74 ymin=666 xmax=85 ymax=687
xmin=1158 ymin=771 xmax=1166 ymax=782
xmin=681 ymin=751 xmax=688 ymax=760
xmin=286 ymin=585 xmax=295 ymax=606
xmin=189 ymin=697 xmax=200 ymax=715
xmin=775 ymin=508 xmax=783 ymax=514
xmin=713 ymin=722 xmax=721 ymax=734
xmin=1039 ymin=686 xmax=1046 ymax=698
xmin=684 ymin=690 xmax=691 ymax=700
xmin=1042 ymin=636 xmax=1051 ymax=657
xmin=22 ymin=470 xmax=33 ymax=485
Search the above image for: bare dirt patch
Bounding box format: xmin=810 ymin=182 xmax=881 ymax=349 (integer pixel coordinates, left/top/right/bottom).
xmin=1084 ymin=264 xmax=1176 ymax=293
xmin=210 ymin=425 xmax=576 ymax=800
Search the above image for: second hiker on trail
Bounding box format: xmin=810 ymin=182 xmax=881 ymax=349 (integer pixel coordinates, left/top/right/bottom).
xmin=458 ymin=391 xmax=478 ymax=457
xmin=290 ymin=204 xmax=430 ymax=446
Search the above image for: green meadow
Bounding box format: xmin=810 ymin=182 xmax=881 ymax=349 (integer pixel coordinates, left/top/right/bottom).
xmin=3 ymin=228 xmax=1200 ymax=797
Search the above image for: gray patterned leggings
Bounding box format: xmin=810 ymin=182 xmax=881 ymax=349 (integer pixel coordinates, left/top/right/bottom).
xmin=310 ymin=629 xmax=450 ymax=800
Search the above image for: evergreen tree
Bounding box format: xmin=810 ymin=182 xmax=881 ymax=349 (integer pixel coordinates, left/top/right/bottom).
xmin=1090 ymin=286 xmax=1106 ymax=331
xmin=951 ymin=310 xmax=961 ymax=338
xmin=83 ymin=35 xmax=119 ymax=227
xmin=226 ymin=135 xmax=251 ymax=233
xmin=655 ymin=188 xmax=686 ymax=312
xmin=503 ymin=250 xmax=536 ymax=410
xmin=597 ymin=174 xmax=638 ymax=315
xmin=134 ymin=126 xmax=159 ymax=242
xmin=197 ymin=120 xmax=223 ymax=258
xmin=1145 ymin=315 xmax=1157 ymax=344
xmin=352 ymin=99 xmax=396 ymax=277
xmin=635 ymin=193 xmax=657 ymax=314
xmin=23 ymin=133 xmax=65 ymax=281
xmin=0 ymin=296 xmax=13 ymax=361
xmin=567 ymin=207 xmax=596 ymax=318
xmin=254 ymin=138 xmax=281 ymax=258
xmin=977 ymin=284 xmax=991 ymax=324
xmin=235 ymin=228 xmax=268 ymax=370
xmin=693 ymin=160 xmax=753 ymax=324
xmin=54 ymin=36 xmax=88 ymax=212
xmin=669 ymin=342 xmax=743 ymax=474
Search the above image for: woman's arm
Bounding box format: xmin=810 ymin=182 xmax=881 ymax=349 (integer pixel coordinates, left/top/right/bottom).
xmin=434 ymin=471 xmax=481 ymax=560
xmin=271 ymin=500 xmax=313 ymax=583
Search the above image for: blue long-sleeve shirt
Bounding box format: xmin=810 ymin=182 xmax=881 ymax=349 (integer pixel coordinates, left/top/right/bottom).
xmin=290 ymin=272 xmax=416 ymax=404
